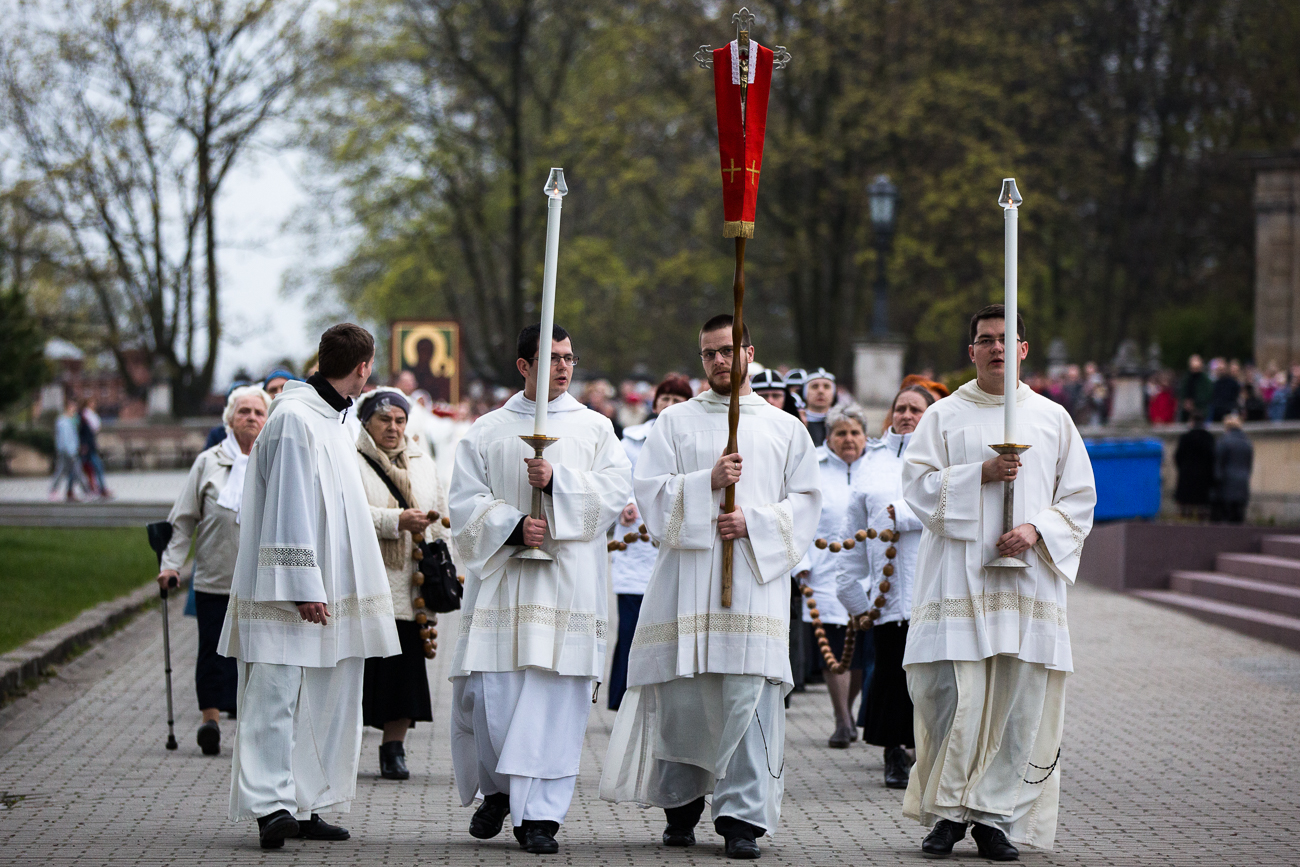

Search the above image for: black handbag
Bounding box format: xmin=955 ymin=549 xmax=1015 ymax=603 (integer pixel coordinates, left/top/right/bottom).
xmin=359 ymin=452 xmax=462 ymax=613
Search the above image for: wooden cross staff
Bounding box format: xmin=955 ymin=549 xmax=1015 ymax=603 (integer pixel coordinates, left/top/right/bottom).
xmin=695 ymin=8 xmax=791 ymax=606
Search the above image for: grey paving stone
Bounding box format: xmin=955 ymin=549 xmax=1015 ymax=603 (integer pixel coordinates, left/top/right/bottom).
xmin=1 ymin=581 xmax=1298 ymax=865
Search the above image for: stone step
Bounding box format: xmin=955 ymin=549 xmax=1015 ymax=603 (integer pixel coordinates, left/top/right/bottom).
xmin=1132 ymin=590 xmax=1300 ymax=651
xmin=1260 ymin=535 xmax=1300 ymax=559
xmin=1214 ymin=553 xmax=1300 ymax=587
xmin=1169 ymin=570 xmax=1300 ymax=618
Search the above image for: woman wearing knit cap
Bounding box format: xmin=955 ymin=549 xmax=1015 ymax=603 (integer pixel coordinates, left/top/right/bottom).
xmin=355 ymin=386 xmax=454 ymax=780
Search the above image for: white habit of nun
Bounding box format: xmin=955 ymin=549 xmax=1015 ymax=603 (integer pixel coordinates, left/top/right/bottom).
xmin=599 ymin=390 xmax=821 ymax=835
xmin=448 ymin=391 xmax=631 ymax=827
xmin=900 ymin=380 xmax=1095 ymax=850
xmin=218 ymin=379 xmax=400 ymax=823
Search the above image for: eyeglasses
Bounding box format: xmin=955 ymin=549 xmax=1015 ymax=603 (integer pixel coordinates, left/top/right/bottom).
xmin=699 ymin=346 xmax=750 ymax=362
xmin=530 ymin=354 xmax=579 ymax=368
xmin=971 ymin=336 xmax=1019 ymax=348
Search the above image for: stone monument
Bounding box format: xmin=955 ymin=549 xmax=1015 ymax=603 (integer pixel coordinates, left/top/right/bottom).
xmin=1252 ymin=150 xmax=1300 ymax=371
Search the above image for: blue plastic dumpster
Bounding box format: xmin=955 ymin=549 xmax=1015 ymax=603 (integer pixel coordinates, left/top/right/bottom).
xmin=1083 ymin=438 xmax=1164 ymax=522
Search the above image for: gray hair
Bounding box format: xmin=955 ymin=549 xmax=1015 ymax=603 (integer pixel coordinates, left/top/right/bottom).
xmin=826 ymin=403 xmax=870 ymax=436
xmin=222 ymin=385 xmax=272 ymax=427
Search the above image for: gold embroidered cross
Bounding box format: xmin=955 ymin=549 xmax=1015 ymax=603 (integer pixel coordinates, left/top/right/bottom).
xmin=746 ymin=160 xmax=760 ymax=185
xmin=722 ymin=159 xmax=742 ymax=183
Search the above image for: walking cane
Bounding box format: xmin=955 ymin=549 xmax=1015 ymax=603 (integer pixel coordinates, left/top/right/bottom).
xmin=146 ymin=521 xmax=179 ymax=751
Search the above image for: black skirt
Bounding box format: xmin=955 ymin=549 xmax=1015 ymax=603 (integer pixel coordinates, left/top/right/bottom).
xmin=362 ymin=619 xmax=433 ymax=729
xmin=861 ymin=620 xmax=914 ymax=748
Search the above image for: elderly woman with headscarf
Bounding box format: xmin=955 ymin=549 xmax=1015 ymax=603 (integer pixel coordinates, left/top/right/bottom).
xmin=606 ymin=373 xmax=694 ymax=710
xmin=834 ymin=383 xmax=934 ymax=788
xmin=355 ymin=386 xmax=453 ymax=781
xmin=793 ymin=403 xmax=874 ymax=747
xmin=156 ymin=385 xmax=271 ymax=756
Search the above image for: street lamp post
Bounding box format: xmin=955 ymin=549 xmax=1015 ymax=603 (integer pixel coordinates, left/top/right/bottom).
xmin=868 ymin=174 xmax=898 ymax=337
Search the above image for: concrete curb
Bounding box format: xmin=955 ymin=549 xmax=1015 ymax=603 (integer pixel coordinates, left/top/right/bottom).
xmin=0 ymin=578 xmax=187 ymax=701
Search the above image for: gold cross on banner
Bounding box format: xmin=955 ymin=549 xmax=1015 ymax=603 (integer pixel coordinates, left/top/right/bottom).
xmin=746 ymin=160 xmax=760 ymax=185
xmin=722 ymin=159 xmax=742 ymax=183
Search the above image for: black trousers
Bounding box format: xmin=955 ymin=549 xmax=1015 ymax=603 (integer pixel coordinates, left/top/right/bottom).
xmin=860 ymin=620 xmax=914 ymax=748
xmin=194 ymin=591 xmax=237 ymax=713
xmin=608 ymin=593 xmax=643 ymax=710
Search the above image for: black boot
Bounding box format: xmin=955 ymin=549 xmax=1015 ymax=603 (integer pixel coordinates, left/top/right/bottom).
xmin=663 ymin=796 xmax=706 ymax=846
xmin=196 ymin=720 xmax=220 ymax=756
xmin=921 ymin=819 xmax=967 ymax=857
xmin=972 ymin=824 xmax=1020 ymax=861
xmin=379 ymin=741 xmax=409 ymax=780
xmin=469 ymin=792 xmax=510 ymax=839
xmin=884 ymin=746 xmax=913 ymax=789
xmin=514 ymin=819 xmax=560 ymax=854
xmin=257 ymin=810 xmax=299 ymax=849
xmin=715 ymin=816 xmax=763 ymax=859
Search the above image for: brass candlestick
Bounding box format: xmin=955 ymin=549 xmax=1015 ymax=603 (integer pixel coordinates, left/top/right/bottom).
xmin=512 ymin=434 xmax=559 ymax=561
xmin=986 ymin=443 xmax=1032 ymax=568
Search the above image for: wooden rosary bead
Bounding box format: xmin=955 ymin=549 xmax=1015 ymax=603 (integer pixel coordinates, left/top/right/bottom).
xmin=440 ymin=516 xmax=451 ymax=528
xmin=639 ymin=524 xmax=648 ymax=534
xmin=412 ymin=574 xmax=424 ymax=586
xmin=855 ymin=529 xmax=868 ymax=542
xmin=619 ymin=541 xmax=629 ymax=551
xmin=420 ymin=627 xmax=433 ymax=640
xmin=412 ymin=548 xmax=423 ymax=561
xmin=607 ymin=540 xmax=618 ymax=551
xmin=802 ymin=586 xmax=814 ymax=597
xmin=882 ymin=563 xmax=895 ymax=577
xmin=829 ymin=542 xmax=842 ymax=553
xmin=427 ymin=510 xmax=440 ymax=521
xmin=866 ymin=528 xmax=877 ymax=539
xmin=624 ymin=532 xmax=638 ymax=544
xmin=874 ymin=595 xmax=887 ymax=608
xmin=457 ymin=575 xmax=465 ymax=584
xmin=413 ymin=596 xmax=425 ymax=609
xmin=815 ymin=538 xmax=828 ymax=549
xmin=842 ymin=539 xmax=855 ymax=550
xmin=878 ymin=580 xmax=891 ymax=592
xmin=813 ymin=627 xmax=826 ymax=638
xmin=640 ymin=533 xmax=650 ymax=542
xmin=886 ymin=546 xmax=897 ymax=559
xmin=415 ymin=612 xmax=428 ymax=624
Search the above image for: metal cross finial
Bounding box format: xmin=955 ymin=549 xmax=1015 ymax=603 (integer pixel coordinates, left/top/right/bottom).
xmin=693 ymin=6 xmax=792 ymax=70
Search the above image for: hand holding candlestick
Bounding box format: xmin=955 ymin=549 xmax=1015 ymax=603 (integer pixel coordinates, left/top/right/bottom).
xmin=987 ymin=178 xmax=1031 ymax=569
xmin=514 ymin=168 xmax=568 ymax=562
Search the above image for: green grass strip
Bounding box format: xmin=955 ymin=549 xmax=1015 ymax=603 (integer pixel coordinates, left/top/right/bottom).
xmin=0 ymin=526 xmax=160 ymax=654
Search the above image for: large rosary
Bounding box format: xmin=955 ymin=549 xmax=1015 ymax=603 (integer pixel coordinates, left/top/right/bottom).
xmin=410 ymin=509 xmax=454 ymax=660
xmin=806 ymin=520 xmax=899 ymax=674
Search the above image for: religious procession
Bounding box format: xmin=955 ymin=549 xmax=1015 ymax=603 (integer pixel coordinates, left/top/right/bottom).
xmin=3 ymin=3 xmax=1298 ymax=867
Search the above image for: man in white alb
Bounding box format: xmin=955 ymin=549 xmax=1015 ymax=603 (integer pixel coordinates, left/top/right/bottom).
xmin=600 ymin=314 xmax=822 ymax=860
xmin=901 ymin=304 xmax=1096 ymax=860
xmin=448 ymin=324 xmax=631 ymax=855
xmin=220 ymin=324 xmax=401 ymax=849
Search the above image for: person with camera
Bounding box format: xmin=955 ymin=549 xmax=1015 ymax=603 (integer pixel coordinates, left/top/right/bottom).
xmin=355 ymin=387 xmax=457 ymax=781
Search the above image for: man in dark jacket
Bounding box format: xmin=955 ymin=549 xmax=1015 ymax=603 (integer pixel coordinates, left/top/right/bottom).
xmin=1178 ymin=355 xmax=1213 ymax=422
xmin=1213 ymin=415 xmax=1253 ymax=524
xmin=1174 ymin=413 xmax=1215 ymax=521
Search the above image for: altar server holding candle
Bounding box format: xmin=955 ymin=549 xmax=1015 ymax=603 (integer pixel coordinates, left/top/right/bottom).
xmin=448 ymin=323 xmax=631 ymax=856
xmin=900 ymin=304 xmax=1096 ymax=860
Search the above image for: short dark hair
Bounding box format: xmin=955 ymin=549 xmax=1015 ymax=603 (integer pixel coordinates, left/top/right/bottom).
xmin=969 ymin=304 xmax=1026 ymax=344
xmin=517 ymin=324 xmax=571 ymax=362
xmin=317 ymin=323 xmax=375 ymax=379
xmin=699 ymin=313 xmax=751 ymax=346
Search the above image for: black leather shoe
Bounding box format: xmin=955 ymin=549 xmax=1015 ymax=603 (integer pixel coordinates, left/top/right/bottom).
xmin=469 ymin=792 xmax=510 ymax=839
xmin=257 ymin=810 xmax=299 ymax=849
xmin=296 ymin=813 xmax=349 ymax=841
xmin=514 ymin=820 xmax=559 ymax=854
xmin=379 ymin=741 xmax=410 ymax=780
xmin=972 ymin=824 xmax=1019 ymax=861
xmin=921 ymin=819 xmax=967 ymax=857
xmin=884 ymin=746 xmax=913 ymax=789
xmin=724 ymin=837 xmax=761 ymax=859
xmin=196 ymin=720 xmax=220 ymax=756
xmin=662 ymin=826 xmax=696 ymax=847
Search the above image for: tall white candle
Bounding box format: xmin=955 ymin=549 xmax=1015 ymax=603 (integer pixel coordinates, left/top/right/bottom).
xmin=533 ymin=168 xmax=567 ymax=435
xmin=999 ymin=178 xmax=1022 ymax=443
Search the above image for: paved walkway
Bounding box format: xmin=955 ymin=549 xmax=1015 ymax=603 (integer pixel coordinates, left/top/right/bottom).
xmin=0 ymin=470 xmax=188 ymax=504
xmin=1 ymin=582 xmax=1297 ymax=866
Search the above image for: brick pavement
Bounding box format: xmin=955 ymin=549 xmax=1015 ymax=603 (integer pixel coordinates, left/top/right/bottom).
xmin=1 ymin=582 xmax=1298 ymax=866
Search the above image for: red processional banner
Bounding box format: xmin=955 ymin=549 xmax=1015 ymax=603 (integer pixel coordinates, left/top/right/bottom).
xmin=713 ymin=39 xmax=774 ymax=239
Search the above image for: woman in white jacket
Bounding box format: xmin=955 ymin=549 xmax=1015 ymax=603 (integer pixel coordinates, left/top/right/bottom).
xmin=835 ymin=384 xmax=934 ymax=788
xmin=355 ymin=387 xmax=453 ymax=781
